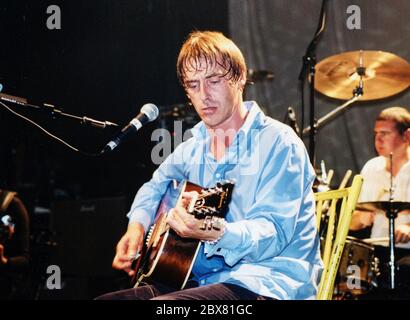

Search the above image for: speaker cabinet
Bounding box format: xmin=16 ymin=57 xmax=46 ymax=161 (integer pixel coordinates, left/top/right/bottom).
xmin=50 ymin=197 xmax=128 ymax=277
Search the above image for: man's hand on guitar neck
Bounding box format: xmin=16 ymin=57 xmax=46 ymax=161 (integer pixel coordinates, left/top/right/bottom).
xmin=166 ymin=192 xmax=226 ymax=243
xmin=112 ymin=222 xmax=145 ymax=277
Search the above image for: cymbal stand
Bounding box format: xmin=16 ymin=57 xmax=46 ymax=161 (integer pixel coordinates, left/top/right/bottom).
xmin=302 ymin=87 xmax=362 ymax=137
xmin=387 ymin=152 xmax=397 ymax=290
xmin=302 ymin=50 xmax=365 ymax=136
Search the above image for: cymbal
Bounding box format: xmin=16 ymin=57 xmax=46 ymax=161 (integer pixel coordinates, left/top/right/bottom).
xmin=315 ymin=50 xmax=410 ymax=100
xmin=357 ymin=201 xmax=410 ymax=212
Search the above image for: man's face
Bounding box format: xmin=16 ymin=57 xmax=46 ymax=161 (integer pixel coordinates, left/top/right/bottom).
xmin=374 ymin=120 xmax=409 ymax=157
xmin=183 ymin=57 xmax=244 ymax=130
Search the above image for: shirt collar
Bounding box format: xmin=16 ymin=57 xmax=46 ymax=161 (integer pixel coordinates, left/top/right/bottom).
xmin=190 ymin=101 xmax=265 ymax=141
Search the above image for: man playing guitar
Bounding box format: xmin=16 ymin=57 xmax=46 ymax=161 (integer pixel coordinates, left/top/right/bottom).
xmin=97 ymin=31 xmax=322 ymax=300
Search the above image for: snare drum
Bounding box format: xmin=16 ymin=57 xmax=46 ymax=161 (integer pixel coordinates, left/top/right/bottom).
xmin=335 ymin=236 xmax=378 ymax=296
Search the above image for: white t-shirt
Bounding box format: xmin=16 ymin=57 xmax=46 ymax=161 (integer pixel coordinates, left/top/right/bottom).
xmin=358 ymin=156 xmax=410 ymax=249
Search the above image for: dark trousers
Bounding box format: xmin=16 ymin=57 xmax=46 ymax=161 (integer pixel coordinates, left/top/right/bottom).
xmin=95 ymin=281 xmax=273 ymax=300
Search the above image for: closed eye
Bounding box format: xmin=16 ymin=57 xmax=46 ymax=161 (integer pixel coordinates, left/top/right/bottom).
xmin=185 ymin=81 xmax=198 ymax=90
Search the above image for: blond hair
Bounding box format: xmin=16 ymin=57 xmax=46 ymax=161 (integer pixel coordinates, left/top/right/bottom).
xmin=377 ymin=106 xmax=410 ymax=135
xmin=177 ymin=31 xmax=247 ymax=86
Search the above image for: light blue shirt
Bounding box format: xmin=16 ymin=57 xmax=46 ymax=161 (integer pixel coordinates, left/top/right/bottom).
xmin=128 ymin=101 xmax=323 ymax=300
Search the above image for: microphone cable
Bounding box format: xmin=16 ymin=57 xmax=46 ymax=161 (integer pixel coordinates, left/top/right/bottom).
xmin=0 ymin=100 xmax=103 ymax=157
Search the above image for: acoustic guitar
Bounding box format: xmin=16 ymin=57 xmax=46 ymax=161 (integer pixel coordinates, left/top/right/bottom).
xmin=131 ymin=180 xmax=234 ymax=289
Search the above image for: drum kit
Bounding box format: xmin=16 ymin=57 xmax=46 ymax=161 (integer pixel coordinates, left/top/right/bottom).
xmin=312 ymin=49 xmax=410 ymax=299
xmin=333 ymin=200 xmax=410 ymax=300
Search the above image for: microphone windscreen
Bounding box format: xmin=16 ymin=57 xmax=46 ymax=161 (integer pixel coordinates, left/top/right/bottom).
xmin=141 ymin=103 xmax=159 ymax=122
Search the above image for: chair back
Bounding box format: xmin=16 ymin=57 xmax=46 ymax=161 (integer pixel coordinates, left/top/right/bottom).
xmin=315 ymin=174 xmax=363 ymax=300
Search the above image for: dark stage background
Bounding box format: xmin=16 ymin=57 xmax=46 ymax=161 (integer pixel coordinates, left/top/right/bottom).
xmin=0 ymin=0 xmax=228 ymax=299
xmin=230 ymin=0 xmax=410 ymax=181
xmin=0 ymin=0 xmax=409 ymax=299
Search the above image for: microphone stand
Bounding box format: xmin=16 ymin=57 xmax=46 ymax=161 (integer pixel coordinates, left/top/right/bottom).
xmin=298 ymin=0 xmax=328 ymax=167
xmin=0 ymin=92 xmax=118 ymax=129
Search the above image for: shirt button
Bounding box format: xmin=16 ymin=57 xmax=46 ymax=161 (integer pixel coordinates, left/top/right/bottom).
xmin=215 ymin=173 xmax=221 ymax=178
xmin=212 ymin=268 xmax=218 ymax=272
xmin=200 ymin=279 xmax=205 ymax=285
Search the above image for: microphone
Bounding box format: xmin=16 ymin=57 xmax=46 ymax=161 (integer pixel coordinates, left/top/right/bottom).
xmin=103 ymin=103 xmax=159 ymax=153
xmin=287 ymin=106 xmax=301 ymax=136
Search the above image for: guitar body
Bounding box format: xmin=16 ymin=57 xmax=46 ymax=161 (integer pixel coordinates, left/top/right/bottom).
xmin=139 ymin=228 xmax=201 ymax=289
xmin=132 ymin=180 xmax=234 ymax=290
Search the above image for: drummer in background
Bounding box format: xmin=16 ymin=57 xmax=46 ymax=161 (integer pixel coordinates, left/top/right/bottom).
xmin=350 ymin=106 xmax=410 ymax=291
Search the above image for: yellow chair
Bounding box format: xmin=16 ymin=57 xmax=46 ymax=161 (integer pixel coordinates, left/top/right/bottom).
xmin=315 ymin=174 xmax=363 ymax=300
